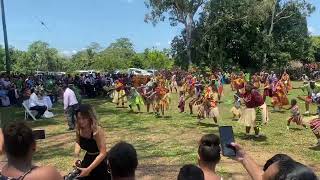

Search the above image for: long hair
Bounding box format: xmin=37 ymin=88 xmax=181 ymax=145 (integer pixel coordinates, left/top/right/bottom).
xmin=75 ymin=104 xmax=98 ymax=135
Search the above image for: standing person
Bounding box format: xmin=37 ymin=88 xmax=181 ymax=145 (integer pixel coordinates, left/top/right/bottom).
xmin=299 ymin=81 xmax=320 ymax=115
xmin=309 ymin=94 xmax=320 ymax=146
xmin=178 ymin=91 xmax=185 ymax=113
xmin=63 ymin=84 xmax=79 ymax=131
xmin=281 ymin=71 xmax=292 ymax=93
xmin=29 ymin=86 xmax=47 ymax=119
xmin=230 ymin=92 xmax=241 ymax=120
xmin=252 ymin=73 xmax=261 ymax=89
xmin=127 ymin=87 xmax=144 ymax=112
xmin=74 ymin=104 xmax=109 ymax=180
xmin=239 ymin=84 xmax=269 ymax=137
xmin=170 ymin=73 xmax=178 ymax=93
xmin=271 ymin=80 xmax=289 ymax=112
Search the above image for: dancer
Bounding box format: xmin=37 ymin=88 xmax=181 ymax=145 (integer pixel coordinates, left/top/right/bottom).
xmin=310 ymin=93 xmax=320 ymax=146
xmin=271 ymin=80 xmax=289 ymax=112
xmin=239 ymin=84 xmax=269 ymax=137
xmin=281 ymin=71 xmax=292 ymax=93
xmin=178 ymin=91 xmax=185 ymax=113
xmin=200 ymin=84 xmax=219 ymax=124
xmin=286 ymin=99 xmax=307 ymax=130
xmin=189 ymin=80 xmax=203 ymax=115
xmin=252 ymin=73 xmax=261 ymax=89
xmin=230 ymin=72 xmax=236 ymax=91
xmin=170 ymin=73 xmax=178 ymax=93
xmin=299 ymin=81 xmax=320 ymax=115
xmin=127 ymin=87 xmax=144 ymax=112
xmin=230 ymin=92 xmax=241 ymax=120
xmin=112 ymin=80 xmax=127 ymax=108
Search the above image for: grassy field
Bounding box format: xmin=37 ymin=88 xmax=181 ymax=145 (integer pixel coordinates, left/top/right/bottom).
xmin=0 ymin=81 xmax=319 ymax=179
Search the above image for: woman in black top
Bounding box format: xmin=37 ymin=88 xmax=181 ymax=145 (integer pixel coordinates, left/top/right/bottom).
xmin=74 ymin=104 xmax=109 ymax=180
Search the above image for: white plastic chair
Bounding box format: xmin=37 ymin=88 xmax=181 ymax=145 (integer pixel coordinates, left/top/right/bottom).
xmin=22 ymin=100 xmax=37 ymax=121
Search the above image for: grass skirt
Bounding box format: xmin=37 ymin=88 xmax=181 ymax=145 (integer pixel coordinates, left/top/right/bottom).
xmin=112 ymin=90 xmax=127 ymax=104
xmin=239 ymin=103 xmax=268 ymax=128
xmin=231 ymin=107 xmax=241 ymax=117
xmin=310 ymin=118 xmax=320 ymax=135
xmin=129 ymin=95 xmax=144 ymax=106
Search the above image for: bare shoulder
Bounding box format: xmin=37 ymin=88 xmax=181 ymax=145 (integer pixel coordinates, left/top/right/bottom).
xmin=93 ymin=126 xmax=105 ymax=137
xmin=26 ymin=166 xmax=63 ymax=180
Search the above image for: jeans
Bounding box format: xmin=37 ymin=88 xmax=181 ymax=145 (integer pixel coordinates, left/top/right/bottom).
xmin=30 ymin=105 xmax=47 ymax=119
xmin=66 ymin=104 xmax=79 ymax=129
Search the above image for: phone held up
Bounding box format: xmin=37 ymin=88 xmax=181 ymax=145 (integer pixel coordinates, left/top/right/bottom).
xmin=32 ymin=129 xmax=46 ymax=140
xmin=219 ymin=126 xmax=236 ymax=157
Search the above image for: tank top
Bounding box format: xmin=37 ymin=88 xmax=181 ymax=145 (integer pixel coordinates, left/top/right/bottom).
xmin=0 ymin=167 xmax=37 ymax=180
xmin=79 ymin=132 xmax=99 ymax=154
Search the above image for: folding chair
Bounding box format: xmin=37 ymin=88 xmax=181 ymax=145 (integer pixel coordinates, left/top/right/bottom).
xmin=22 ymin=100 xmax=37 ymax=121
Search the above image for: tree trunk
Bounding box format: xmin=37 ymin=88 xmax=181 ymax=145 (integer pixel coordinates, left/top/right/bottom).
xmin=263 ymin=0 xmax=277 ymax=68
xmin=185 ymin=14 xmax=194 ymax=67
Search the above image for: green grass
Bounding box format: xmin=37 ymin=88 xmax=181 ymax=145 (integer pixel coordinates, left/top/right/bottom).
xmin=0 ymin=81 xmax=319 ymax=179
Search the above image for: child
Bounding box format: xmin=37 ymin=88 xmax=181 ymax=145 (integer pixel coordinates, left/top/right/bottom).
xmin=310 ymin=93 xmax=320 ymax=146
xmin=230 ymin=92 xmax=241 ymax=120
xmin=178 ymin=91 xmax=185 ymax=113
xmin=287 ymin=99 xmax=307 ymax=130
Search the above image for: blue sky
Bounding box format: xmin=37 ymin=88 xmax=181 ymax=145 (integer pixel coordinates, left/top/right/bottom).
xmin=0 ymin=0 xmax=319 ymax=56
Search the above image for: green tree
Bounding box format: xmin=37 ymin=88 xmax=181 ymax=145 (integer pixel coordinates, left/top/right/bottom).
xmin=26 ymin=41 xmax=62 ymax=72
xmin=311 ymin=36 xmax=320 ymax=61
xmin=262 ymin=0 xmax=314 ymax=65
xmin=144 ymin=49 xmax=174 ymax=69
xmin=145 ymin=0 xmax=207 ymax=66
xmin=93 ymin=38 xmax=136 ymax=71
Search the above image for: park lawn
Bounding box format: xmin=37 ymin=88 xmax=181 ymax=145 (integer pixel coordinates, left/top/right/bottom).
xmin=0 ymin=81 xmax=319 ymax=179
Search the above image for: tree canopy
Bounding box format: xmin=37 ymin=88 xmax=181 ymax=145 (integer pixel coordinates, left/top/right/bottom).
xmin=1 ymin=38 xmax=174 ymax=74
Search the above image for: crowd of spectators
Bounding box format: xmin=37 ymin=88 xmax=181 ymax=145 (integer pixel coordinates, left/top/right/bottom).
xmin=0 ymin=121 xmax=317 ymax=180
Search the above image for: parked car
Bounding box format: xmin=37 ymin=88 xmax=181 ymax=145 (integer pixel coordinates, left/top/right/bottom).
xmin=146 ymin=69 xmax=157 ymax=75
xmin=128 ymin=68 xmax=152 ymax=76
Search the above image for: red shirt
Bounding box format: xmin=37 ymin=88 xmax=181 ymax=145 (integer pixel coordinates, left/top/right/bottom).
xmin=242 ymin=90 xmax=264 ymax=108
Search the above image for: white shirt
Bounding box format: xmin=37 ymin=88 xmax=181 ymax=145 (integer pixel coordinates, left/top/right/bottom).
xmin=29 ymin=93 xmax=45 ymax=107
xmin=63 ymin=88 xmax=78 ymax=110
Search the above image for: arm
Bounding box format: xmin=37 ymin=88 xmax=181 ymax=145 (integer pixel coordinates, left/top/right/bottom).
xmin=74 ymin=132 xmax=81 ymax=158
xmin=0 ymin=129 xmax=3 ymax=155
xmin=231 ymin=143 xmax=263 ymax=180
xmin=79 ymin=128 xmax=107 ymax=177
xmin=63 ymin=91 xmax=68 ymax=111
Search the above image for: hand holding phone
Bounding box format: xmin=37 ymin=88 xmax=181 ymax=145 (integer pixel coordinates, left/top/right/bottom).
xmin=219 ymin=126 xmax=236 ymax=157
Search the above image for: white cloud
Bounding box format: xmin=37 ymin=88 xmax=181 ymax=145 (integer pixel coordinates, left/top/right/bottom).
xmin=61 ymin=50 xmax=78 ymax=57
xmin=308 ymin=26 xmax=317 ymax=35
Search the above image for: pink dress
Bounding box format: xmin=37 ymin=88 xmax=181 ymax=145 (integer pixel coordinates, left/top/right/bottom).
xmin=289 ymin=105 xmax=303 ymax=125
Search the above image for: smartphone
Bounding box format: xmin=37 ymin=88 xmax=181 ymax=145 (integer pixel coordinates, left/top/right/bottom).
xmin=219 ymin=126 xmax=236 ymax=157
xmin=32 ymin=129 xmax=45 ymax=140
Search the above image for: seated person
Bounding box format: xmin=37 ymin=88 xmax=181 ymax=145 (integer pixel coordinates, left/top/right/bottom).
xmin=107 ymin=142 xmax=138 ymax=180
xmin=0 ymin=122 xmax=63 ymax=180
xmin=29 ymin=87 xmax=47 ymax=119
xmin=178 ymin=164 xmax=204 ymax=180
xmin=231 ymin=143 xmax=317 ymax=180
